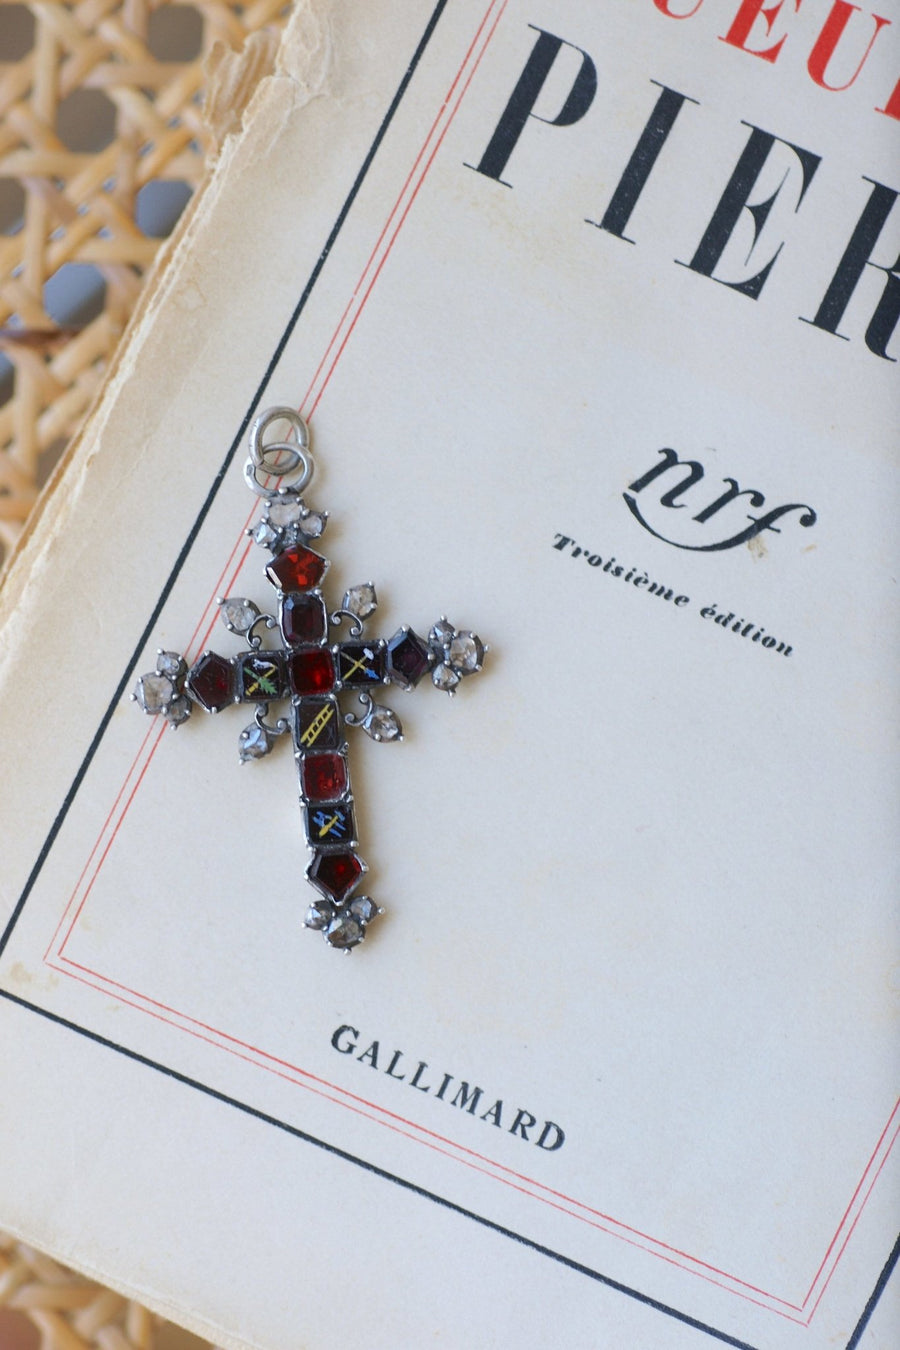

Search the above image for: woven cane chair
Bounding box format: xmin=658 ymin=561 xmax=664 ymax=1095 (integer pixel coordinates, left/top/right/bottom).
xmin=0 ymin=0 xmax=289 ymax=567
xmin=0 ymin=1234 xmax=201 ymax=1350
xmin=0 ymin=3 xmax=290 ymax=1345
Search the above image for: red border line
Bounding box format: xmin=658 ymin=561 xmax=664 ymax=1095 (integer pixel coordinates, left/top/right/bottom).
xmin=51 ymin=949 xmax=807 ymax=1326
xmin=46 ymin=949 xmax=811 ymax=1323
xmin=803 ymin=1116 xmax=900 ymax=1323
xmin=47 ymin=949 xmax=806 ymax=1312
xmin=48 ymin=935 xmax=900 ymax=1325
xmin=299 ymin=0 xmax=503 ymax=418
xmin=303 ymin=0 xmax=508 ymax=422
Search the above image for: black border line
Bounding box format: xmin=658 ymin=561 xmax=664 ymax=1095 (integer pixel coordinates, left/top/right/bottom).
xmin=0 ymin=0 xmax=451 ymax=968
xmin=0 ymin=5 xmax=896 ymax=1348
xmin=846 ymin=1231 xmax=900 ymax=1349
xmin=0 ymin=987 xmax=758 ymax=1350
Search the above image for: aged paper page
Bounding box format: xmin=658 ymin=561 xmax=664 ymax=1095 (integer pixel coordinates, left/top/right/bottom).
xmin=1 ymin=2 xmax=897 ymax=1347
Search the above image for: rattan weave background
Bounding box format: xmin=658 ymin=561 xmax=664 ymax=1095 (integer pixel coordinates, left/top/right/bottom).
xmin=0 ymin=0 xmax=289 ymax=565
xmin=0 ymin=1232 xmax=217 ymax=1350
xmin=0 ymin=4 xmax=289 ymax=1343
xmin=0 ymin=1234 xmax=153 ymax=1349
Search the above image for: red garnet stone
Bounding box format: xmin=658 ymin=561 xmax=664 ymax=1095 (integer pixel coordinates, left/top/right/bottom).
xmin=186 ymin=651 xmax=235 ymax=712
xmin=289 ymin=648 xmax=335 ymax=696
xmin=266 ymin=545 xmax=328 ymax=593
xmin=281 ymin=593 xmax=327 ymax=645
xmin=308 ymin=850 xmax=364 ymax=902
xmin=301 ymin=752 xmax=347 ymax=801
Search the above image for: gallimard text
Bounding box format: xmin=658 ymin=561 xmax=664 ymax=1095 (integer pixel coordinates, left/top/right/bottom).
xmin=331 ymin=1025 xmax=566 ymax=1151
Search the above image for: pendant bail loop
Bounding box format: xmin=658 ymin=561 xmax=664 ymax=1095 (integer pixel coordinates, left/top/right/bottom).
xmin=245 ymin=405 xmax=313 ymax=498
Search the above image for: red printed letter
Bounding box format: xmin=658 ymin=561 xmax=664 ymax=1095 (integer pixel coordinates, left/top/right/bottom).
xmin=877 ymin=76 xmax=900 ymax=120
xmin=808 ymin=3 xmax=890 ymax=92
xmin=721 ymin=0 xmax=802 ymax=64
xmin=652 ymin=0 xmax=705 ymax=16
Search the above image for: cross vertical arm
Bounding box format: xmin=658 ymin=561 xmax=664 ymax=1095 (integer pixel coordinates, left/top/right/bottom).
xmin=133 ymin=408 xmax=487 ymax=951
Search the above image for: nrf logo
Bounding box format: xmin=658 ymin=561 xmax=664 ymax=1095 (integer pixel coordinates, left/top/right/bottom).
xmin=623 ymin=448 xmax=817 ymax=552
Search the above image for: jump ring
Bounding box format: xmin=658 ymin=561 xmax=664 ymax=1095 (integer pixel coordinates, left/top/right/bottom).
xmin=245 ymin=405 xmax=314 ymax=495
xmin=249 ymin=407 xmax=310 ymax=467
xmin=244 ymin=458 xmax=313 ymax=499
xmin=253 ymin=440 xmax=307 ymax=478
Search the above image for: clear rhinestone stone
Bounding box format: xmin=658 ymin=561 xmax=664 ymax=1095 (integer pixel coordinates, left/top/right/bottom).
xmin=165 ymin=695 xmax=192 ymax=727
xmin=349 ymin=896 xmax=379 ymax=924
xmin=219 ymin=597 xmax=259 ymax=634
xmin=343 ymin=583 xmax=378 ymax=620
xmin=429 ymin=618 xmax=455 ymax=649
xmin=448 ymin=633 xmax=483 ymax=673
xmin=305 ymin=900 xmax=333 ymax=930
xmin=156 ymin=651 xmax=184 ymax=678
xmin=302 ymin=511 xmax=326 ymax=538
xmin=431 ymin=663 xmax=460 ymax=692
xmin=238 ymin=722 xmax=273 ymax=762
xmin=252 ymin=520 xmax=282 ymax=549
xmin=134 ymin=672 xmax=174 ymax=714
xmin=325 ymin=913 xmax=365 ymax=949
xmin=267 ymin=495 xmax=304 ymax=527
xmin=364 ymin=705 xmax=402 ymax=742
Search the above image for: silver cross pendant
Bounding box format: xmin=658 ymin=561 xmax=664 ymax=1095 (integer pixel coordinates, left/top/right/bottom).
xmin=133 ymin=408 xmax=488 ymax=951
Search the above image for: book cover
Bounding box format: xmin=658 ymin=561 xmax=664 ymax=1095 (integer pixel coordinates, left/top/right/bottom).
xmin=0 ymin=2 xmax=897 ymax=1346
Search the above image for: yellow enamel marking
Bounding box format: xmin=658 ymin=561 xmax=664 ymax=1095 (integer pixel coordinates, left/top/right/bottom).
xmin=342 ymin=651 xmax=373 ymax=681
xmin=301 ymin=703 xmax=334 ymax=746
xmin=317 ymin=812 xmax=342 ymax=838
xmin=245 ymin=663 xmax=277 ymax=697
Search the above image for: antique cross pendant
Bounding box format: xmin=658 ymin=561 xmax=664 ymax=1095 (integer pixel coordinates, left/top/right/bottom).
xmin=133 ymin=408 xmax=487 ymax=951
